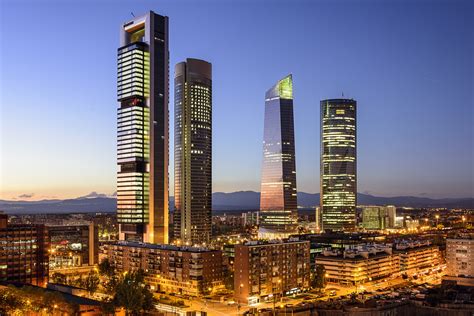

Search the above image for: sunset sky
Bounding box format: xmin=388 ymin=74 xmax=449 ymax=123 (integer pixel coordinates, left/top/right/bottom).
xmin=0 ymin=0 xmax=472 ymax=200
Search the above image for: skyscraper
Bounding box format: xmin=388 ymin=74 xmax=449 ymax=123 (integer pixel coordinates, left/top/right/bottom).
xmin=174 ymin=59 xmax=212 ymax=245
xmin=117 ymin=11 xmax=169 ymax=244
xmin=320 ymin=98 xmax=357 ymax=231
xmin=259 ymin=75 xmax=298 ymax=237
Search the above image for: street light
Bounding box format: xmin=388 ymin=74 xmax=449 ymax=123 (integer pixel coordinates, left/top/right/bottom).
xmin=435 ymin=214 xmax=440 ymax=227
xmin=238 ymin=283 xmax=243 ymax=313
xmin=278 ymin=279 xmax=282 ymax=302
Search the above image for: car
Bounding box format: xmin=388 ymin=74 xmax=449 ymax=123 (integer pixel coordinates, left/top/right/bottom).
xmin=329 ymin=290 xmax=337 ymax=296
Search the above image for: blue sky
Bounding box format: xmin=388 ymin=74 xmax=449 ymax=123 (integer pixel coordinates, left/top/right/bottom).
xmin=0 ymin=0 xmax=472 ymax=200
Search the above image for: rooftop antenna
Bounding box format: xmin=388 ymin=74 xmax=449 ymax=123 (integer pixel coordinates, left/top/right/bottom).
xmin=131 ymin=12 xmax=135 ymax=17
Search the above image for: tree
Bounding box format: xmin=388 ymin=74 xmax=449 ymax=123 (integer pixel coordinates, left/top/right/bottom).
xmin=84 ymin=271 xmax=100 ymax=296
xmin=112 ymin=270 xmax=155 ymax=315
xmin=51 ymin=272 xmax=67 ymax=284
xmin=99 ymin=258 xmax=119 ymax=294
xmin=311 ymin=265 xmax=327 ymax=291
xmin=223 ymin=268 xmax=234 ymax=290
xmin=99 ymin=258 xmax=115 ymax=277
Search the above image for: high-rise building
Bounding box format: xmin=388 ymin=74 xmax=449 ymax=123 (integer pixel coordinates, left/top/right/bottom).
xmin=320 ymin=98 xmax=357 ymax=231
xmin=116 ymin=11 xmax=169 ymax=244
xmin=0 ymin=214 xmax=49 ymax=286
xmin=174 ymin=59 xmax=212 ymax=245
xmin=259 ymin=75 xmax=298 ymax=237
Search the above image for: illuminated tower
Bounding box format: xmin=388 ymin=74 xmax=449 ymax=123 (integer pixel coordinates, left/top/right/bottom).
xmin=320 ymin=98 xmax=357 ymax=231
xmin=116 ymin=11 xmax=169 ymax=244
xmin=174 ymin=59 xmax=212 ymax=245
xmin=259 ymin=75 xmax=298 ymax=237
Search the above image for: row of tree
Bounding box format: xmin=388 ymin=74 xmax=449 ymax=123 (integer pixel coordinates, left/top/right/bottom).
xmin=98 ymin=259 xmax=155 ymax=315
xmin=0 ymin=285 xmax=79 ymax=315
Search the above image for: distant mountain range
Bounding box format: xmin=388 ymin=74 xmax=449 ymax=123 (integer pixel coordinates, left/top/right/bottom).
xmin=0 ymin=191 xmax=472 ymax=214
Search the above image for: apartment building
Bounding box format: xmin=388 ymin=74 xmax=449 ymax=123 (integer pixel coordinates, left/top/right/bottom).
xmin=234 ymin=239 xmax=310 ymax=305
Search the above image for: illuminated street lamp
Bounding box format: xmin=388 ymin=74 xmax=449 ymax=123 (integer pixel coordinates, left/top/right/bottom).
xmin=435 ymin=214 xmax=440 ymax=227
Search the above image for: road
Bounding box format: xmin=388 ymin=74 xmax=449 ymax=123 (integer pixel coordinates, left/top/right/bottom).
xmin=154 ymin=270 xmax=446 ymax=315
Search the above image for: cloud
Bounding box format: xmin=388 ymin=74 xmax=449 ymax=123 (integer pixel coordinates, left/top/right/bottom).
xmin=79 ymin=192 xmax=108 ymax=199
xmin=18 ymin=193 xmax=34 ymax=199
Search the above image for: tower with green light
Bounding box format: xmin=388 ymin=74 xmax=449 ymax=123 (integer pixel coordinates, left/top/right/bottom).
xmin=259 ymin=75 xmax=298 ymax=237
xmin=116 ymin=11 xmax=169 ymax=244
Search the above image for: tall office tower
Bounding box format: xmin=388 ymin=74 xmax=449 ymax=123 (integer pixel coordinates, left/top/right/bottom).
xmin=174 ymin=59 xmax=212 ymax=245
xmin=117 ymin=11 xmax=169 ymax=244
xmin=259 ymin=75 xmax=298 ymax=238
xmin=320 ymin=98 xmax=357 ymax=231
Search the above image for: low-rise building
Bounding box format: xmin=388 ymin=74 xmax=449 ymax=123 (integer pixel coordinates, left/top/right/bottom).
xmin=394 ymin=240 xmax=441 ymax=276
xmin=104 ymin=241 xmax=223 ymax=296
xmin=316 ymin=244 xmax=400 ymax=285
xmin=48 ymin=223 xmax=98 ymax=269
xmin=234 ymin=238 xmax=310 ymax=305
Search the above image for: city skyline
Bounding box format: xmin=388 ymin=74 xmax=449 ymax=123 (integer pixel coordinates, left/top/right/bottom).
xmin=1 ymin=0 xmax=473 ymax=201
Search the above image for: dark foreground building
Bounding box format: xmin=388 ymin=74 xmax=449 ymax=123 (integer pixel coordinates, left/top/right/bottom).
xmin=0 ymin=214 xmax=49 ymax=286
xmin=174 ymin=59 xmax=212 ymax=245
xmin=259 ymin=75 xmax=298 ymax=237
xmin=320 ymin=98 xmax=357 ymax=231
xmin=117 ymin=11 xmax=170 ymax=244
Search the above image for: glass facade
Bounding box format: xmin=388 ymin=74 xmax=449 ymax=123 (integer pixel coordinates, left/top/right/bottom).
xmin=320 ymin=99 xmax=357 ymax=231
xmin=260 ymin=75 xmax=298 ymax=234
xmin=117 ymin=11 xmax=169 ymax=244
xmin=174 ymin=59 xmax=212 ymax=245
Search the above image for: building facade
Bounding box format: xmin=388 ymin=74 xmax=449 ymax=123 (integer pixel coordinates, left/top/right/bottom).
xmin=0 ymin=214 xmax=49 ymax=286
xmin=259 ymin=75 xmax=298 ymax=237
xmin=234 ymin=239 xmax=310 ymax=304
xmin=362 ymin=206 xmax=396 ymax=230
xmin=104 ymin=241 xmax=223 ymax=296
xmin=316 ymin=245 xmax=400 ymax=285
xmin=48 ymin=223 xmax=98 ymax=269
xmin=320 ymin=98 xmax=357 ymax=231
xmin=445 ymin=235 xmax=474 ymax=286
xmin=394 ymin=240 xmax=441 ymax=276
xmin=174 ymin=59 xmax=212 ymax=245
xmin=117 ymin=11 xmax=170 ymax=244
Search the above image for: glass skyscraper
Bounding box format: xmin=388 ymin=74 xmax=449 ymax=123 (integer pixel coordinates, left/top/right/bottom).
xmin=174 ymin=59 xmax=212 ymax=245
xmin=259 ymin=75 xmax=298 ymax=237
xmin=320 ymin=98 xmax=357 ymax=231
xmin=117 ymin=11 xmax=169 ymax=244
